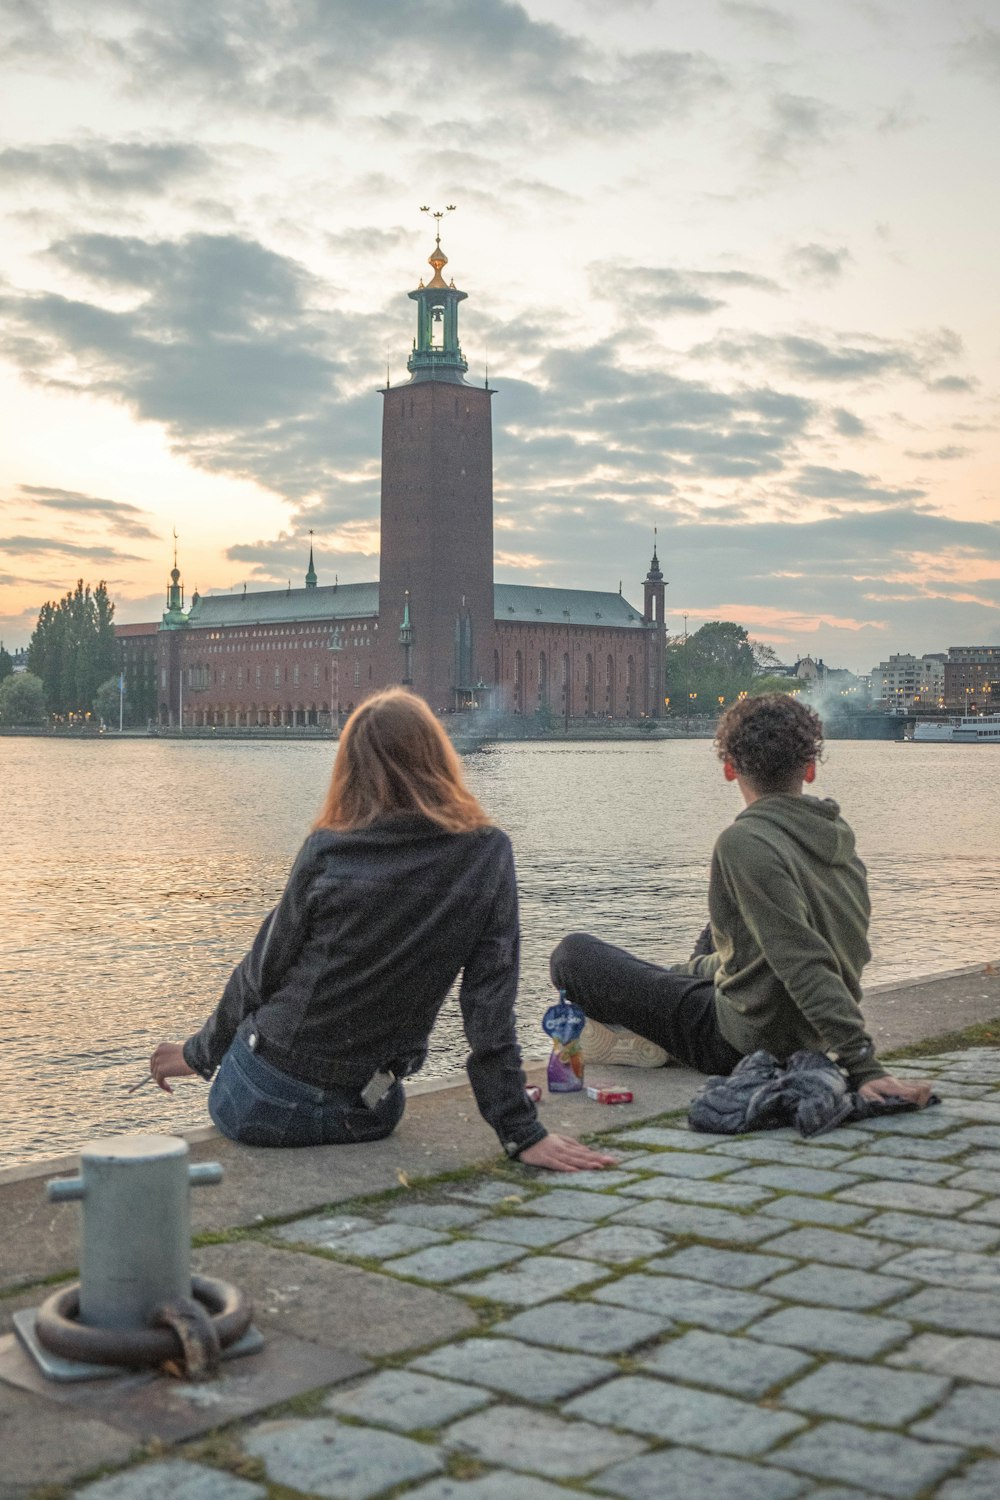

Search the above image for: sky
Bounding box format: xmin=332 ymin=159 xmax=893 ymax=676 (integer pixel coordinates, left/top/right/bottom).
xmin=1 ymin=0 xmax=998 ymax=671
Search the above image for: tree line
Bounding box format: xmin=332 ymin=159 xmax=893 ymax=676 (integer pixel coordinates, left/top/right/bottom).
xmin=0 ymin=580 xmax=120 ymax=726
xmin=664 ymin=620 xmax=795 ymax=712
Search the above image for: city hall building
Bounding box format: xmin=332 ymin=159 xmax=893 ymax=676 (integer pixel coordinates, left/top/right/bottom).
xmin=119 ymin=233 xmax=667 ymax=728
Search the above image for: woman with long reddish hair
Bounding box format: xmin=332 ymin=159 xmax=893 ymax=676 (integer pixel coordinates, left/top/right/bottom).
xmin=150 ymin=689 xmax=613 ymax=1172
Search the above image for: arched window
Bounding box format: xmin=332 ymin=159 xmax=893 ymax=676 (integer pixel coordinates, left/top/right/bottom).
xmin=562 ymin=652 xmax=571 ymax=718
xmin=626 ymin=654 xmax=636 ymax=717
xmin=514 ymin=650 xmax=523 ymax=712
xmin=606 ymin=653 xmax=615 ymax=717
xmin=538 ymin=651 xmax=548 ymax=707
xmin=585 ymin=653 xmax=594 ymax=715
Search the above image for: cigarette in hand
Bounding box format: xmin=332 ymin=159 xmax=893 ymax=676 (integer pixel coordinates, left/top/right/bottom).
xmin=127 ymin=1074 xmax=154 ymax=1094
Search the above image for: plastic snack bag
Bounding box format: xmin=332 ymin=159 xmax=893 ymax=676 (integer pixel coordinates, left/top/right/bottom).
xmin=543 ymin=988 xmax=586 ymax=1093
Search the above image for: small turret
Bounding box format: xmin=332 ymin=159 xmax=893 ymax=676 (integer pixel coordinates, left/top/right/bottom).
xmin=162 ymin=534 xmax=188 ymax=629
xmin=305 ymin=532 xmax=317 ymax=589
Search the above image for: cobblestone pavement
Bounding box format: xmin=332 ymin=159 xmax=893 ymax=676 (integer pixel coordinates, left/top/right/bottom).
xmin=56 ymin=1048 xmax=1000 ymax=1498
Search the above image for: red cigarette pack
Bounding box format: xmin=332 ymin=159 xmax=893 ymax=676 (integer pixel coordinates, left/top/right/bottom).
xmin=585 ymin=1084 xmax=634 ymax=1105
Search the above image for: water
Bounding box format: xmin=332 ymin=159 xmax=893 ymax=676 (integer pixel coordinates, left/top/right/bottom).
xmin=2 ymin=736 xmax=998 ymax=1170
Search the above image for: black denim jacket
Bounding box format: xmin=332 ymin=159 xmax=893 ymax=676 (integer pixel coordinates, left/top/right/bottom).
xmin=183 ymin=815 xmax=546 ymax=1156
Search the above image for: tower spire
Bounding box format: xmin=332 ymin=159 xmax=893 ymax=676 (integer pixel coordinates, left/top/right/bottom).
xmin=406 ymin=205 xmax=468 ymax=384
xmin=305 ymin=529 xmax=317 ymax=589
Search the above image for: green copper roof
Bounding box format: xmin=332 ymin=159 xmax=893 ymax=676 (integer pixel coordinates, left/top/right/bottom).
xmin=495 ymin=583 xmax=647 ymax=629
xmin=173 ymin=580 xmax=646 ymax=632
xmin=185 ymin=582 xmax=378 ymax=628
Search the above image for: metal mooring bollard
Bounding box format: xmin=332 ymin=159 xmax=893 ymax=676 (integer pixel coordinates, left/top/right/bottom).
xmin=16 ymin=1133 xmax=256 ymax=1382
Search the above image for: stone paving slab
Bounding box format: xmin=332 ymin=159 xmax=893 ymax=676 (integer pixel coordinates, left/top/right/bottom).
xmin=548 ymin=1223 xmax=669 ymax=1262
xmin=856 ymin=1211 xmax=1000 ymax=1251
xmin=746 ymin=1306 xmax=913 ymax=1358
xmin=495 ymin=1299 xmax=675 ymax=1354
xmin=595 ymin=1272 xmax=777 ymax=1330
xmin=778 ymin=1359 xmax=951 ymax=1426
xmin=565 ymin=1373 xmax=807 ymax=1454
xmin=74 ymin=1461 xmax=266 ymax=1500
xmin=640 ymin=1328 xmax=814 ymax=1397
xmin=888 ymin=1332 xmax=1000 ymax=1386
xmin=757 ymin=1195 xmax=875 ymax=1227
xmin=325 ymin=1368 xmax=492 ymax=1430
xmin=244 ymin=1416 xmax=442 ymax=1499
xmin=707 ymin=1139 xmax=857 ymax=1168
xmin=910 ymin=1383 xmax=1000 ymax=1445
xmin=835 ymin=1181 xmax=983 ymax=1216
xmin=758 ymin=1225 xmax=900 ymax=1268
xmin=617 ymin=1175 xmax=774 ymax=1208
xmin=411 ymin=1336 xmax=616 ymax=1402
xmin=650 ymin=1243 xmax=796 ymax=1287
xmin=756 ymin=1263 xmax=914 ymax=1310
xmin=406 ymin=1477 xmax=572 ymax=1500
xmin=451 ymin=1253 xmax=606 ymax=1305
xmin=517 ymin=1188 xmax=624 ymax=1220
xmin=595 ymin=1446 xmax=810 ymax=1500
xmin=613 ymin=1198 xmax=781 ymax=1241
xmin=440 ymin=1402 xmax=647 ymax=1477
xmin=891 ymin=1286 xmax=1000 ymax=1337
xmin=936 ymin=1460 xmax=1000 ymax=1499
xmin=883 ymin=1245 xmax=1000 ymax=1292
xmin=765 ymin=1423 xmax=965 ymax=1498
xmin=386 ymin=1239 xmax=528 ymax=1284
xmin=467 ymin=1213 xmax=593 ymax=1247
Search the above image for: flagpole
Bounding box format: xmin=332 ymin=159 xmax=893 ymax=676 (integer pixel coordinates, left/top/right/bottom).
xmin=118 ymin=673 xmax=124 ymax=734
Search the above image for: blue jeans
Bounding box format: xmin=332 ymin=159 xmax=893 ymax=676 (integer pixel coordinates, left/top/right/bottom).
xmin=208 ymin=1031 xmax=406 ymax=1147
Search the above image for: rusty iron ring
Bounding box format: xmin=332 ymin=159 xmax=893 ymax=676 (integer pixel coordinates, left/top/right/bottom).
xmin=35 ymin=1275 xmax=252 ymax=1372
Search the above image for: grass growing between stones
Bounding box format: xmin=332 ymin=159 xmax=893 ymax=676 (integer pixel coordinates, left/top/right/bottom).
xmin=885 ymin=1015 xmax=1000 ymax=1059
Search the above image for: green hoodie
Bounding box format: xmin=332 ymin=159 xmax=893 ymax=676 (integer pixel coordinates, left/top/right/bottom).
xmin=684 ymin=794 xmax=885 ymax=1087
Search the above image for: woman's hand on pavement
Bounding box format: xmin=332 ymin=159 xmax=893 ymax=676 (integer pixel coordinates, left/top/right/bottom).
xmin=149 ymin=1042 xmax=197 ymax=1094
xmin=858 ymin=1074 xmax=933 ymax=1107
xmin=517 ymin=1133 xmax=619 ymax=1172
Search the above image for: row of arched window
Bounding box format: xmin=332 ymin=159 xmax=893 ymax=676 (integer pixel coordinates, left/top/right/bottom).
xmin=497 ymin=649 xmax=636 ymax=716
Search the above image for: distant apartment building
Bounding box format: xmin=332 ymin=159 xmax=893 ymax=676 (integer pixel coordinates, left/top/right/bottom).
xmin=869 ymin=653 xmax=946 ymax=712
xmin=944 ymin=647 xmax=1000 ymax=713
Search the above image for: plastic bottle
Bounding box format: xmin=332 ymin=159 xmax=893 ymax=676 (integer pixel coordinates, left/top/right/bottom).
xmin=543 ymin=988 xmax=586 ymax=1093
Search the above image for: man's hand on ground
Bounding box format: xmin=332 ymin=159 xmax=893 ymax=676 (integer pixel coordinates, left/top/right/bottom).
xmin=149 ymin=1041 xmax=197 ymax=1094
xmin=517 ymin=1133 xmax=619 ymax=1172
xmin=858 ymin=1073 xmax=933 ymax=1107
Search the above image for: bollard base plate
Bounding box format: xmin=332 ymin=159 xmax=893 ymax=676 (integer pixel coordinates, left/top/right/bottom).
xmin=12 ymin=1308 xmax=264 ymax=1383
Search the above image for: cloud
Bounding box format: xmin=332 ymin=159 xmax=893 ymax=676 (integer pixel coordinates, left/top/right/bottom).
xmin=2 ymin=0 xmax=727 ymax=141
xmin=0 ymin=534 xmax=144 ymax=562
xmin=719 ymin=1 xmax=795 ymax=38
xmin=593 ymin=263 xmax=781 ymax=318
xmin=755 ymin=92 xmax=845 ymax=169
xmin=17 ymin=484 xmax=159 ymax=539
xmin=832 ymin=407 xmax=868 ymax=438
xmin=0 ymin=138 xmax=211 ymax=196
xmin=792 ymin=465 xmax=926 ymax=508
xmin=954 ymin=24 xmax=1000 ymax=90
xmin=903 ymin=445 xmax=971 ymax=462
xmin=786 ymin=243 xmax=851 ymax=287
xmin=0 ymin=230 xmax=367 ymax=498
xmin=699 ymin=327 xmax=970 ymax=388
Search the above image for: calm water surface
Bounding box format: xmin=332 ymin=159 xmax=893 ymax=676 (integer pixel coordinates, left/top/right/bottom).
xmin=3 ymin=736 xmax=998 ymax=1168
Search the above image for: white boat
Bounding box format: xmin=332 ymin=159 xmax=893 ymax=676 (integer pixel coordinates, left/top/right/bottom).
xmin=913 ymin=713 xmax=1000 ymax=742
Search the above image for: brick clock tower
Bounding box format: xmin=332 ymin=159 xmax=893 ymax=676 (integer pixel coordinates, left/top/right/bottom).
xmin=378 ymin=221 xmax=494 ymax=711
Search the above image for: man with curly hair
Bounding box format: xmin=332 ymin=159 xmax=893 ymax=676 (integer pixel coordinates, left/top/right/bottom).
xmin=551 ymin=693 xmax=931 ymax=1107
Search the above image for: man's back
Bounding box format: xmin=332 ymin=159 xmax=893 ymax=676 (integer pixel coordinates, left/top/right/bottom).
xmin=707 ymin=794 xmax=879 ymax=1084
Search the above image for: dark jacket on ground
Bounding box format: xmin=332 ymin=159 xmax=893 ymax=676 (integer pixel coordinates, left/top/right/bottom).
xmin=679 ymin=794 xmax=885 ymax=1088
xmin=182 ymin=814 xmax=546 ymax=1157
xmin=689 ymin=1049 xmax=935 ymax=1138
